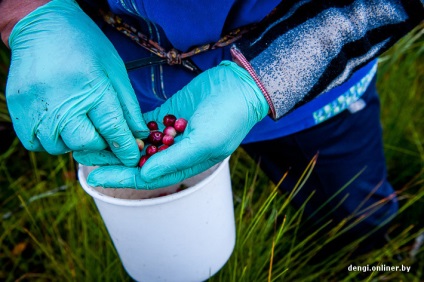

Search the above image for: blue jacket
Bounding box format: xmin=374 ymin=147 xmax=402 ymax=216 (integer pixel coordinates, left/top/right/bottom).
xmin=83 ymin=0 xmax=423 ymax=143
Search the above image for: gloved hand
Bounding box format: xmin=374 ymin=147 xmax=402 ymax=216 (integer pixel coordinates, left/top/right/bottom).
xmin=6 ymin=0 xmax=149 ymax=166
xmin=75 ymin=60 xmax=270 ymax=189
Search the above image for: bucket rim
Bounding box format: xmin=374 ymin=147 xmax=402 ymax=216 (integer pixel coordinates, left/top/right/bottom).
xmin=77 ymin=156 xmax=231 ymax=207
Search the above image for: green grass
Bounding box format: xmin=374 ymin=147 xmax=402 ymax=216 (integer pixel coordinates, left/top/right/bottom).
xmin=0 ymin=24 xmax=423 ymax=281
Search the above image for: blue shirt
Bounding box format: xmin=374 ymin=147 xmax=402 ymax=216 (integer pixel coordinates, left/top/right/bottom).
xmin=103 ymin=0 xmax=377 ymax=143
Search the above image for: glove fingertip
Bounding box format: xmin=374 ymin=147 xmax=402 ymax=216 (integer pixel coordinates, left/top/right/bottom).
xmin=114 ymin=143 xmax=141 ymax=167
xmin=133 ymin=129 xmax=150 ymax=140
xmin=139 ymin=161 xmax=164 ymax=182
xmin=87 ymin=171 xmax=102 ymax=187
xmin=121 ymin=153 xmax=141 ymax=167
xmin=139 ymin=167 xmax=159 ymax=182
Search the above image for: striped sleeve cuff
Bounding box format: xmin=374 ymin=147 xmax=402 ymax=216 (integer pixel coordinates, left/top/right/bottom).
xmin=234 ymin=0 xmax=424 ymax=119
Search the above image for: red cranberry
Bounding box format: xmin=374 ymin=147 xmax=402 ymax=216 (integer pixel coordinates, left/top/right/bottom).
xmin=135 ymin=138 xmax=145 ymax=151
xmin=146 ymin=145 xmax=158 ymax=156
xmin=163 ymin=126 xmax=177 ymax=137
xmin=158 ymin=145 xmax=169 ymax=152
xmin=138 ymin=155 xmax=150 ymax=167
xmin=174 ymin=118 xmax=188 ymax=133
xmin=163 ymin=114 xmax=176 ymax=127
xmin=162 ymin=135 xmax=174 ymax=146
xmin=147 ymin=121 xmax=159 ymax=131
xmin=148 ymin=131 xmax=164 ymax=145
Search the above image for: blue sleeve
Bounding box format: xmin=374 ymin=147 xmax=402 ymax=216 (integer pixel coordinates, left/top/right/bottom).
xmin=234 ymin=0 xmax=424 ymax=119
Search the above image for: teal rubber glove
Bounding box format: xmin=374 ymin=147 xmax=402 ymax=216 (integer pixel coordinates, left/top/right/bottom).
xmin=76 ymin=60 xmax=269 ymax=189
xmin=6 ymin=0 xmax=149 ymax=166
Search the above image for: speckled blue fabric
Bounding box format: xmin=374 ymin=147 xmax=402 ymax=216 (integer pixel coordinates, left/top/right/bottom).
xmin=235 ymin=0 xmax=424 ymax=118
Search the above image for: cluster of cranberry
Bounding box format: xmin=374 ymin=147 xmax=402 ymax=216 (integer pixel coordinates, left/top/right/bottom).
xmin=136 ymin=114 xmax=188 ymax=168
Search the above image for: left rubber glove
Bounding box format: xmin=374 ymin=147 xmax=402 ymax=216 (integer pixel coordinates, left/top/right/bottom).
xmin=6 ymin=0 xmax=149 ymax=166
xmin=75 ymin=60 xmax=269 ymax=189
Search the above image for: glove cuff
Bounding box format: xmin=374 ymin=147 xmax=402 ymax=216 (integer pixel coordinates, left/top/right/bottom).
xmin=9 ymin=0 xmax=79 ymax=48
xmin=230 ymin=45 xmax=276 ymax=119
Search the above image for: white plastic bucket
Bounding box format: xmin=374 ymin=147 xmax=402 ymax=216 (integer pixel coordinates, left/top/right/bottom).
xmin=78 ymin=157 xmax=235 ymax=282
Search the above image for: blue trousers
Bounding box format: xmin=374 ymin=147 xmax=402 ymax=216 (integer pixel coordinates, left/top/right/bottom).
xmin=242 ymin=76 xmax=398 ymax=253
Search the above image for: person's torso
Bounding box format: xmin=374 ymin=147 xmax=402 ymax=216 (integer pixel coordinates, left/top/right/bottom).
xmin=94 ymin=0 xmax=378 ymax=142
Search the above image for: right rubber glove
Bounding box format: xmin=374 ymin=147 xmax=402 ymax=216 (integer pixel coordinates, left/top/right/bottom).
xmin=6 ymin=0 xmax=149 ymax=166
xmin=77 ymin=60 xmax=270 ymax=189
